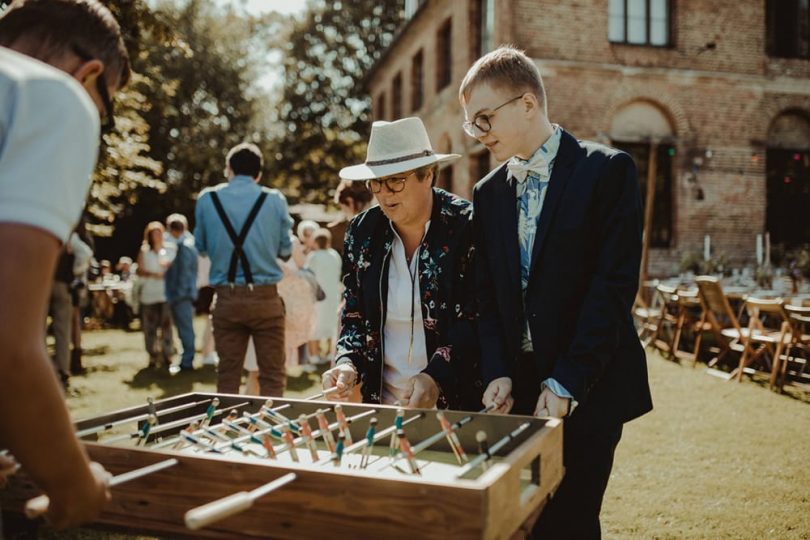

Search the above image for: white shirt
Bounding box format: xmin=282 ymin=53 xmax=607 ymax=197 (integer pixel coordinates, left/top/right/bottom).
xmin=0 ymin=47 xmax=100 ymax=243
xmin=382 ymin=221 xmax=430 ymax=405
xmin=139 ymin=247 xmax=169 ymax=305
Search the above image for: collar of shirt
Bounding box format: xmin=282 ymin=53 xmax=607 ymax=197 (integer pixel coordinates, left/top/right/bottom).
xmin=506 ymin=124 xmax=563 ymax=189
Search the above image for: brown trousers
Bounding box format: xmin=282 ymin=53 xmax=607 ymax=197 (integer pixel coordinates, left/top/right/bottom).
xmin=212 ymin=285 xmax=285 ymax=396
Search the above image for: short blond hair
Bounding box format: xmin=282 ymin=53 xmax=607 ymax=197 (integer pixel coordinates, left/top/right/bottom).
xmin=459 ymin=46 xmax=547 ymax=115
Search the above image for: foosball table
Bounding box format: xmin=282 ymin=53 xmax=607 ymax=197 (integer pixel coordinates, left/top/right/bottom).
xmin=1 ymin=392 xmax=563 ymax=539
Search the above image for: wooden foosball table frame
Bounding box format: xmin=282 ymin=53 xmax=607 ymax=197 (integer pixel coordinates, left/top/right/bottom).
xmin=1 ymin=392 xmax=563 ymax=539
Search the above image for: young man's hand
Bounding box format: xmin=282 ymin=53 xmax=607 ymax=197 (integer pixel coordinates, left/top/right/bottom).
xmin=321 ymin=363 xmax=357 ymax=401
xmin=482 ymin=377 xmax=514 ymax=413
xmin=534 ymin=388 xmax=571 ymax=418
xmin=45 ymin=461 xmax=111 ymax=529
xmin=0 ymin=453 xmax=19 ymax=489
xmin=407 ymin=373 xmax=439 ymax=409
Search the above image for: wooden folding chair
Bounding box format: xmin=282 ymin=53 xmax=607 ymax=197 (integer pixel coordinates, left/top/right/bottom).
xmin=695 ymin=276 xmax=745 ymax=374
xmin=770 ymin=305 xmax=810 ymax=392
xmin=649 ymin=284 xmax=680 ymax=358
xmin=670 ymin=288 xmax=708 ymax=365
xmin=633 ymin=291 xmax=662 ymax=347
xmin=733 ymin=297 xmax=791 ymax=382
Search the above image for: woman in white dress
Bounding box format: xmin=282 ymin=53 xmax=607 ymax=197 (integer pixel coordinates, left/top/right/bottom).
xmin=305 ymin=228 xmax=343 ymax=363
xmin=136 ymin=221 xmax=173 ymax=368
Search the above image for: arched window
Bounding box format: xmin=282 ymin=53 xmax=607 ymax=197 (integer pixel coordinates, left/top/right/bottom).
xmin=610 ymin=100 xmax=676 ymax=248
xmin=766 ymin=111 xmax=810 ymax=247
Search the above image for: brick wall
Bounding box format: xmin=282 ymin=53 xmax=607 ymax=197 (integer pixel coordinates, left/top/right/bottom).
xmin=366 ymin=0 xmax=810 ymax=276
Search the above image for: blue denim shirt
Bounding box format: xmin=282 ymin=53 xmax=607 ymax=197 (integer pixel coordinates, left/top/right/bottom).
xmin=194 ymin=176 xmax=293 ymax=286
xmin=165 ymin=232 xmax=199 ymax=303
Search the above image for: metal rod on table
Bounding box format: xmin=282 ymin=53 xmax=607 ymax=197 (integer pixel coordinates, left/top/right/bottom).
xmin=327 ymin=413 xmax=424 ymax=464
xmin=184 ymin=473 xmax=297 ymax=531
xmin=24 ymin=458 xmax=180 ymax=518
xmin=455 ymin=422 xmax=532 ymax=479
xmin=150 ymin=401 xmax=294 ymax=450
xmin=303 ymin=386 xmax=339 ymax=401
xmin=380 ymin=414 xmax=474 ymax=472
xmin=75 ymin=399 xmax=213 ymax=438
xmin=104 ymin=401 xmax=251 ymax=445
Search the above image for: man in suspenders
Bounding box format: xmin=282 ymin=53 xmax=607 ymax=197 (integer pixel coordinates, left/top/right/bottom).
xmin=194 ymin=143 xmax=294 ymax=396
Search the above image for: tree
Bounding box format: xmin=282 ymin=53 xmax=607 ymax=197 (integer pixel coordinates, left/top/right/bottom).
xmin=274 ymin=0 xmax=405 ymax=203
xmin=96 ymin=0 xmax=285 ymax=261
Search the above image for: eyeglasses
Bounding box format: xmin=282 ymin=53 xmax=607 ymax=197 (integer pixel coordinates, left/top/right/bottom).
xmin=462 ymin=94 xmax=525 ymax=137
xmin=71 ymin=45 xmax=115 ymax=133
xmin=365 ymin=173 xmax=413 ymax=194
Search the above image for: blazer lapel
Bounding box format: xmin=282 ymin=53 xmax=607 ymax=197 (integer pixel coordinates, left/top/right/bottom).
xmin=493 ymin=167 xmax=521 ymax=294
xmin=529 ymin=130 xmax=578 ymax=275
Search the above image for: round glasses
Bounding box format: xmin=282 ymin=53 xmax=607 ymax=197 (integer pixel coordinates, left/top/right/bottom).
xmin=365 ymin=173 xmax=413 ymax=194
xmin=462 ymin=94 xmax=524 ymax=137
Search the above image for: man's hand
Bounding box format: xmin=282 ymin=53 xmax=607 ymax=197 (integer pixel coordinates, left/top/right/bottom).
xmin=46 ymin=461 xmax=111 ymax=529
xmin=0 ymin=453 xmax=19 ymax=489
xmin=321 ymin=363 xmax=357 ymax=401
xmin=482 ymin=377 xmax=514 ymax=414
xmin=407 ymin=373 xmax=439 ymax=409
xmin=533 ymin=388 xmax=571 ymax=418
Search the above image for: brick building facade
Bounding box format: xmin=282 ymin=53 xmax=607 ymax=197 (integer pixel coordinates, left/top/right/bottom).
xmin=365 ymin=0 xmax=810 ymax=276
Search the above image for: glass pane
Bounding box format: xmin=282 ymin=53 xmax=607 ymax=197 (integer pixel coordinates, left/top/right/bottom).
xmin=627 ymin=0 xmax=647 ymax=44
xmin=650 ymin=0 xmax=667 ymax=19
xmin=609 ymin=16 xmax=626 ymax=42
xmin=650 ymin=0 xmax=668 ymax=45
xmin=609 ymin=0 xmax=625 ymax=42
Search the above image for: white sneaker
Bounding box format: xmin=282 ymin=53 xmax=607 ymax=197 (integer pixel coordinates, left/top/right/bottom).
xmin=201 ymin=352 xmax=219 ymax=366
xmin=301 ymin=363 xmax=318 ymax=373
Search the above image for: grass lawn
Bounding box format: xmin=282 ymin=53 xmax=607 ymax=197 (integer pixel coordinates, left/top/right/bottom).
xmin=11 ymin=318 xmax=810 ymax=538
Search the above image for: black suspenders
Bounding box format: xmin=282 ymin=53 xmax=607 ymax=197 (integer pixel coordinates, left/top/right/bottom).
xmin=209 ymin=190 xmax=269 ymax=287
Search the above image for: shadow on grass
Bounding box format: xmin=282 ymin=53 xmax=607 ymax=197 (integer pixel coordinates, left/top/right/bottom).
xmin=647 ymin=343 xmax=810 ymax=405
xmin=285 ymin=365 xmax=327 ymax=394
xmin=125 ymin=364 xmax=218 ymax=400
xmin=82 ymin=345 xmax=110 ymax=357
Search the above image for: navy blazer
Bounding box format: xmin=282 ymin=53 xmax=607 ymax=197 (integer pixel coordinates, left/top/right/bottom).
xmin=473 ymin=130 xmax=652 ymax=425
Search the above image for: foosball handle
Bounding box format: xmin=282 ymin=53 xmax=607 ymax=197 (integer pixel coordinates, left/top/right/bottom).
xmin=185 ymin=492 xmax=254 ymax=530
xmin=24 ymin=494 xmax=49 ymax=519
xmin=184 ymin=472 xmax=297 ymax=530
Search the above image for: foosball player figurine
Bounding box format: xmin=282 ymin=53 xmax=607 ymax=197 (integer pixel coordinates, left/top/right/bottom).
xmin=315 ymin=409 xmax=337 ymax=453
xmin=333 ymin=403 xmax=353 ymax=445
xmin=437 ymin=411 xmax=468 ymax=464
xmin=476 ymin=430 xmax=491 ymax=471
xmin=332 ymin=433 xmax=346 ymax=467
xmin=298 ymin=414 xmax=319 ymax=461
xmin=147 ymin=396 xmax=158 ymax=420
xmin=397 ymin=429 xmax=420 ymax=476
xmin=203 ymin=397 xmax=220 ymax=427
xmin=136 ymin=414 xmax=157 ymax=446
xmin=359 ymin=417 xmax=378 ymax=470
xmin=389 ymin=406 xmax=405 ymax=457
xmin=280 ymin=425 xmax=299 ymax=462
xmin=262 ymin=433 xmax=277 ymax=459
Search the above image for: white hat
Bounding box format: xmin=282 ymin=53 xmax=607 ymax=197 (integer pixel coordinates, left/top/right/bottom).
xmin=339 ymin=117 xmax=461 ymax=181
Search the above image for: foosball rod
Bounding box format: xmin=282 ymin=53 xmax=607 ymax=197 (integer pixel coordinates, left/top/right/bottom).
xmin=24 ymin=458 xmax=180 ymax=518
xmin=150 ymin=401 xmax=297 ymax=450
xmin=192 ymin=407 xmax=375 ymax=459
xmin=75 ymin=399 xmax=214 ymax=439
xmin=380 ymin=414 xmax=474 ymax=471
xmin=184 ymin=473 xmax=297 ymax=531
xmin=455 ymin=422 xmax=532 ymax=479
xmin=303 ymin=386 xmax=340 ymax=401
xmin=324 ymin=412 xmax=424 ymax=465
xmin=105 ymin=401 xmax=251 ymax=445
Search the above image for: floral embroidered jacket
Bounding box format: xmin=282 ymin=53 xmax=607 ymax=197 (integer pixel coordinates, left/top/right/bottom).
xmin=335 ymin=188 xmax=482 ymax=410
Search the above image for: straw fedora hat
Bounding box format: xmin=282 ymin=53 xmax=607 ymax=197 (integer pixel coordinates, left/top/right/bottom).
xmin=339 ymin=117 xmax=461 ymax=181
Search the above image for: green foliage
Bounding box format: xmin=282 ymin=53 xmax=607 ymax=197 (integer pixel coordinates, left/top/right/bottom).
xmin=96 ymin=0 xmax=287 ymax=259
xmin=274 ymin=0 xmax=404 ymax=203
